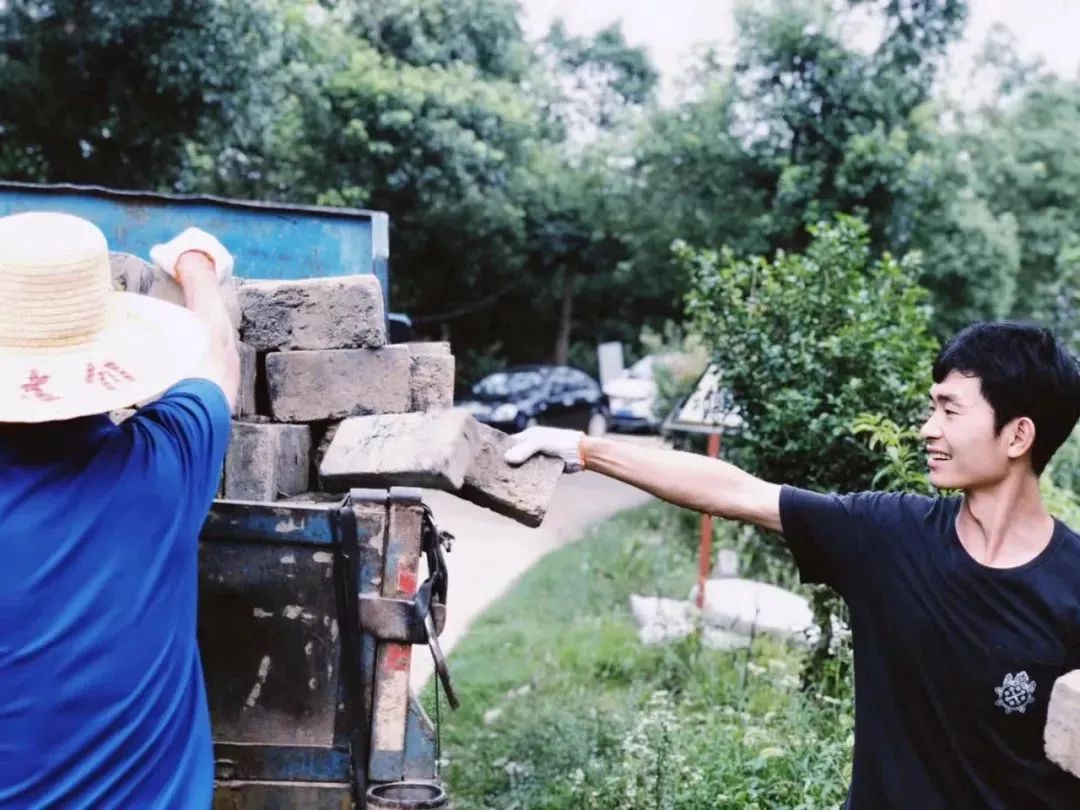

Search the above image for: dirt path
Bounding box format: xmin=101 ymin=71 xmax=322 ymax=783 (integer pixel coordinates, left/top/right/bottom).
xmin=411 ymin=437 xmax=660 ymax=689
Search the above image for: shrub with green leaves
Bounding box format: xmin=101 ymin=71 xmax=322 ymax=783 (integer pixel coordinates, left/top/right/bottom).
xmin=679 ymin=216 xmax=939 ymax=680
xmin=679 ymin=215 xmax=938 ymax=493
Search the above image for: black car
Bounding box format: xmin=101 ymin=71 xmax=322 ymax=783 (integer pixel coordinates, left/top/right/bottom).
xmin=458 ymin=365 xmax=610 ymax=435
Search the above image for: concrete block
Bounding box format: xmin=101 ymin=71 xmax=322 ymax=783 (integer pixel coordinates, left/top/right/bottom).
xmin=403 ymin=342 xmax=451 ymax=355
xmin=319 ymin=411 xmax=562 ymax=526
xmin=236 ymin=342 xmax=257 ymax=418
xmin=319 ymin=410 xmax=476 ymax=491
xmin=1046 ymin=669 xmax=1080 ymax=777
xmin=265 ymin=347 xmax=411 ymax=423
xmin=239 ymin=275 xmax=386 ymax=351
xmin=460 ymin=421 xmax=563 ymax=528
xmin=409 ymin=345 xmax=455 ymax=411
xmin=224 ymin=422 xmax=311 ymax=502
xmin=110 ymin=252 xmax=241 ymax=329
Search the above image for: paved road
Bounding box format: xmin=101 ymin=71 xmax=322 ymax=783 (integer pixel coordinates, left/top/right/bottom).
xmin=410 ymin=436 xmax=660 ymax=690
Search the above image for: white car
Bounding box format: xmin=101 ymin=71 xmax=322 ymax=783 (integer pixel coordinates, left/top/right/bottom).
xmin=604 ymin=356 xmax=663 ymax=433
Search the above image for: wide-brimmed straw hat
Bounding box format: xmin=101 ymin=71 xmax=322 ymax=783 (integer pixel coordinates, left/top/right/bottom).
xmin=0 ymin=211 xmax=208 ymax=423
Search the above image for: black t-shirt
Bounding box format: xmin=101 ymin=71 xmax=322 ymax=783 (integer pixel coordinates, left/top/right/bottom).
xmin=780 ymin=486 xmax=1080 ymax=809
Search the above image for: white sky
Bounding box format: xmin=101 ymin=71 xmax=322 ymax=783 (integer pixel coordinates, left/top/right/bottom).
xmin=519 ymin=0 xmax=1080 ymax=99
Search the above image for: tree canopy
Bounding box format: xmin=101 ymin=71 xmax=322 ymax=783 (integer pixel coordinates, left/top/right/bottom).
xmin=2 ymin=0 xmax=1078 ymax=380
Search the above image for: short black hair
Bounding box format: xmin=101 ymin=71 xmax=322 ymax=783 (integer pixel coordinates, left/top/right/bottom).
xmin=933 ymin=322 xmax=1080 ymax=474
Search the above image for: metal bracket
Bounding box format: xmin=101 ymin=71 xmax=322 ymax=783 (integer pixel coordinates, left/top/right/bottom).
xmin=347 ymin=487 xmax=424 ymax=506
xmin=357 ymin=595 xmax=446 ymax=643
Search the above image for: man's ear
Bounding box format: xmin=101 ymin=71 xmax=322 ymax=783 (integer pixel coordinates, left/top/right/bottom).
xmin=1006 ymin=416 xmax=1037 ymax=461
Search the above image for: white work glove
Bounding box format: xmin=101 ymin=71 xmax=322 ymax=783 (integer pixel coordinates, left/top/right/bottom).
xmin=150 ymin=227 xmax=234 ymax=281
xmin=503 ymin=426 xmax=585 ymax=473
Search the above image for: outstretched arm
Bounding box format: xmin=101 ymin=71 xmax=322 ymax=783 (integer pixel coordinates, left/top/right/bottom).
xmin=505 ymin=428 xmax=781 ymax=532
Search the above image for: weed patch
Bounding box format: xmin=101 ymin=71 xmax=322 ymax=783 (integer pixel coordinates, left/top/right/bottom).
xmin=424 ymin=503 xmax=854 ymax=809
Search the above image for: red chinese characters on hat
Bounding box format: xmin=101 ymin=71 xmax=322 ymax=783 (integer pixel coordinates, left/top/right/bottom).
xmin=21 ymin=370 xmax=59 ymax=402
xmin=85 ymin=361 xmax=136 ymax=391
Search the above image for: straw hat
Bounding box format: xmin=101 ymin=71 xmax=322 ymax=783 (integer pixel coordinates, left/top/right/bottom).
xmin=0 ymin=211 xmax=208 ymax=423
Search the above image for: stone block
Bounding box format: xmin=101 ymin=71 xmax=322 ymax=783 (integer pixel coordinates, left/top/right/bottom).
xmin=239 ymin=275 xmax=386 ymax=351
xmin=110 ymin=252 xmax=241 ymax=329
xmin=409 ymin=344 xmax=455 ymax=412
xmin=236 ymin=342 xmax=258 ymax=418
xmin=318 ymin=410 xmax=476 ymax=491
xmin=319 ymin=411 xmax=562 ymax=526
xmin=265 ymin=346 xmax=411 ymax=423
xmin=403 ymin=342 xmax=451 ymax=355
xmin=1046 ymin=669 xmax=1080 ymax=777
xmin=224 ymin=422 xmax=311 ymax=502
xmin=459 ymin=421 xmax=563 ymax=527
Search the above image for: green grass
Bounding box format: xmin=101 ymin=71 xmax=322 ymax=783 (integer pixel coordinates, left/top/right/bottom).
xmin=421 ymin=503 xmax=854 ymax=810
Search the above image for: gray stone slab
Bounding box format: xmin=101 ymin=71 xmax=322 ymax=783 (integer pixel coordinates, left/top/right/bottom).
xmin=239 ymin=275 xmax=386 ymax=351
xmin=236 ymin=342 xmax=257 ymax=418
xmin=1046 ymin=669 xmax=1080 ymax=777
xmin=265 ymin=346 xmax=411 ymax=423
xmin=460 ymin=421 xmax=563 ymax=527
xmin=319 ymin=410 xmax=477 ymax=491
xmin=318 ymin=410 xmax=562 ymax=526
xmin=224 ymin=422 xmax=311 ymax=502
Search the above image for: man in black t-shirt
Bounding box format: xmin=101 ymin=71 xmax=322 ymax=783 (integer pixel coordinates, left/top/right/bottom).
xmin=506 ymin=322 xmax=1080 ymax=809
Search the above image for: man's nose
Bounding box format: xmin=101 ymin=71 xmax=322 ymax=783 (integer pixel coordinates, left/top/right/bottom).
xmin=919 ymin=415 xmax=940 ymax=440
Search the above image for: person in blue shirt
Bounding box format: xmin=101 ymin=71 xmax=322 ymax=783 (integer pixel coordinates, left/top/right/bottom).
xmin=0 ymin=213 xmax=239 ymax=808
xmin=506 ymin=322 xmax=1080 ymax=809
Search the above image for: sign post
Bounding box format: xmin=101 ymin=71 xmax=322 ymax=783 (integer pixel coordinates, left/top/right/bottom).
xmin=662 ymin=364 xmax=742 ymax=610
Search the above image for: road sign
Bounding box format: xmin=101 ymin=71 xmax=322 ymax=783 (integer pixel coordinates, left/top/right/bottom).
xmin=663 ymin=363 xmax=742 ymax=436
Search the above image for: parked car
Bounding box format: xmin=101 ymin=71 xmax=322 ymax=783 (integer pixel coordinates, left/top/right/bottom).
xmin=458 ymin=365 xmax=609 ymax=435
xmin=604 ymin=355 xmax=664 ymax=433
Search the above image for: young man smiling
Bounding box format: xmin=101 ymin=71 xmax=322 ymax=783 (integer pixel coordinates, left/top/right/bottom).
xmin=506 ymin=322 xmax=1080 ymax=808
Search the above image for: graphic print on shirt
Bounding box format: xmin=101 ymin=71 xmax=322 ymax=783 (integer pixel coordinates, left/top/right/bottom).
xmin=993 ymin=670 xmax=1037 ymax=715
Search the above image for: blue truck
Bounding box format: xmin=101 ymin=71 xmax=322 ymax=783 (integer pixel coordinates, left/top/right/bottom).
xmin=0 ymin=182 xmax=451 ymax=809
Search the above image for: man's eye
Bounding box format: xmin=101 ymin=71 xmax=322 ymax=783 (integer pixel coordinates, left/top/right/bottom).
xmin=945 ymin=409 xmax=957 ymax=416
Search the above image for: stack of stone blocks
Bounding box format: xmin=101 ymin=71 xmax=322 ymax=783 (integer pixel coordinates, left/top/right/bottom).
xmin=110 ymin=254 xmax=562 ymax=527
xmin=226 ymin=273 xmax=455 ymax=502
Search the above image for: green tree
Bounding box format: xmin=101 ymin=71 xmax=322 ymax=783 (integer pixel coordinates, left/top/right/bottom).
xmin=173 ymin=9 xmax=541 ymax=366
xmin=0 ymin=0 xmax=284 ymax=188
xmin=542 ymin=21 xmax=659 ymax=134
xmin=348 ymin=0 xmax=530 ymax=81
xmin=965 ymin=77 xmax=1080 ymax=320
xmin=730 ymin=0 xmax=966 ymax=250
xmin=622 ymin=0 xmax=991 ymax=343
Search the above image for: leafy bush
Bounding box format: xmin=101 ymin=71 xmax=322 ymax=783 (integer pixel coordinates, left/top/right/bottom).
xmin=678 ymin=216 xmax=938 ymax=680
xmin=851 ymin=413 xmax=932 ymax=493
xmin=680 ymin=215 xmax=937 ymax=492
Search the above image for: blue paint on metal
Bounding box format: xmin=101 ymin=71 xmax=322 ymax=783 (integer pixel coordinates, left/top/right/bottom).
xmin=403 ymin=696 xmax=437 ymax=781
xmin=0 ymin=181 xmax=391 ymax=309
xmin=214 ymin=743 xmax=352 ymax=782
xmin=202 ymin=502 xmax=340 ymax=545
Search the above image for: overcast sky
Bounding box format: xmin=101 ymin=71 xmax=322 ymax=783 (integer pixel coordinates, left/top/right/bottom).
xmin=519 ymin=0 xmax=1080 ymax=99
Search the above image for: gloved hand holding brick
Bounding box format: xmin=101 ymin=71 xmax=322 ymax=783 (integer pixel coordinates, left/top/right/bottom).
xmin=503 ymin=426 xmax=586 ymax=473
xmin=150 ymin=227 xmax=235 ymax=281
